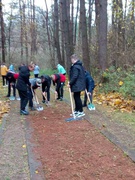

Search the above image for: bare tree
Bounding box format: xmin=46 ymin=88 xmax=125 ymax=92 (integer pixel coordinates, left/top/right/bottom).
xmin=80 ymin=0 xmax=90 ymax=71
xmin=95 ymin=0 xmax=107 ymax=71
xmin=59 ymin=0 xmax=73 ymax=73
xmin=0 ymin=0 xmax=6 ymax=62
xmin=53 ymin=0 xmax=62 ymax=65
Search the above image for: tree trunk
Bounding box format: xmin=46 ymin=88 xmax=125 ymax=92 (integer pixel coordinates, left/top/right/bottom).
xmin=80 ymin=0 xmax=90 ymax=71
xmin=0 ymin=0 xmax=6 ymax=62
xmin=59 ymin=0 xmax=73 ymax=74
xmin=95 ymin=0 xmax=107 ymax=71
xmin=54 ymin=0 xmax=62 ymax=65
xmin=19 ymin=0 xmax=24 ymax=61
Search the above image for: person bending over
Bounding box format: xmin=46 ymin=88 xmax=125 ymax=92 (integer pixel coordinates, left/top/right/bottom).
xmin=51 ymin=73 xmax=66 ymax=101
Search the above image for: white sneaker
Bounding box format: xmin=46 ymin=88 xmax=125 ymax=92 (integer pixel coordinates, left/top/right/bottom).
xmin=70 ymin=111 xmax=78 ymax=116
xmin=75 ymin=111 xmax=85 ymax=118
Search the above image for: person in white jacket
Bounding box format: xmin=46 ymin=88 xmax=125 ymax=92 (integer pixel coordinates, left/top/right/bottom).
xmin=33 ymin=64 xmax=40 ymax=78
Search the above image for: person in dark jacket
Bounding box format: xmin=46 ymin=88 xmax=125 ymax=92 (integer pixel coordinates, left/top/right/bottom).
xmin=40 ymin=75 xmax=51 ymax=105
xmin=51 ymin=73 xmax=66 ymax=101
xmin=68 ymin=54 xmax=86 ymax=117
xmin=28 ymin=78 xmax=41 ymax=110
xmin=6 ymin=72 xmax=19 ymax=98
xmin=83 ymin=70 xmax=95 ymax=110
xmin=16 ymin=62 xmax=35 ymax=115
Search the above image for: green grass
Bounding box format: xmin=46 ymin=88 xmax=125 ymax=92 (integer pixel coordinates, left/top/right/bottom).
xmin=30 ymin=68 xmax=57 ymax=77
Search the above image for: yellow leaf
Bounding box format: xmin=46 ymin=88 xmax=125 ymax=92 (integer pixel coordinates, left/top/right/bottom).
xmin=119 ymin=81 xmax=123 ymax=86
xmin=35 ymin=170 xmax=38 ymax=174
xmin=114 ymin=99 xmax=122 ymax=105
xmin=22 ymin=144 xmax=26 ymax=148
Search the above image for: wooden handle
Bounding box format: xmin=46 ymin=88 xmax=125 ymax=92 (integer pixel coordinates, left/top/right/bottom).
xmin=85 ymin=89 xmax=91 ymax=103
xmin=69 ymin=87 xmax=75 ymax=118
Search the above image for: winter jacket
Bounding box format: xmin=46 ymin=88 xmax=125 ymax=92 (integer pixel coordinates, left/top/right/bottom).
xmin=33 ymin=65 xmax=40 ymax=75
xmin=41 ymin=75 xmax=51 ymax=92
xmin=6 ymin=72 xmax=19 ymax=83
xmin=16 ymin=65 xmax=31 ymax=91
xmin=9 ymin=64 xmax=15 ymax=72
xmin=85 ymin=71 xmax=95 ymax=93
xmin=29 ymin=78 xmax=39 ymax=90
xmin=69 ymin=60 xmax=86 ymax=92
xmin=57 ymin=64 xmax=66 ymax=74
xmin=0 ymin=65 xmax=8 ymax=76
xmin=52 ymin=74 xmax=66 ymax=92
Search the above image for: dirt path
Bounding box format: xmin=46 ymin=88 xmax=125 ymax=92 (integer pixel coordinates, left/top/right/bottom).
xmin=0 ymin=91 xmax=135 ymax=179
xmin=0 ymin=100 xmax=30 ymax=180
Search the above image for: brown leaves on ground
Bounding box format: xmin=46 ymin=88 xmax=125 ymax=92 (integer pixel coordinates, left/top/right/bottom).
xmin=0 ymin=100 xmax=10 ymax=124
xmin=0 ymin=84 xmax=10 ymax=124
xmin=94 ymin=91 xmax=135 ymax=113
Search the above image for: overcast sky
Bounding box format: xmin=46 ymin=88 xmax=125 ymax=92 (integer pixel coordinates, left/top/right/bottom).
xmin=3 ymin=0 xmax=53 ymax=12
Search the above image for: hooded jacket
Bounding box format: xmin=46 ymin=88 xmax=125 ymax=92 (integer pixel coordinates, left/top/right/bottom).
xmin=52 ymin=74 xmax=66 ymax=92
xmin=85 ymin=71 xmax=95 ymax=93
xmin=57 ymin=64 xmax=66 ymax=74
xmin=0 ymin=65 xmax=8 ymax=76
xmin=41 ymin=75 xmax=51 ymax=92
xmin=6 ymin=72 xmax=19 ymax=83
xmin=69 ymin=60 xmax=86 ymax=92
xmin=16 ymin=65 xmax=31 ymax=91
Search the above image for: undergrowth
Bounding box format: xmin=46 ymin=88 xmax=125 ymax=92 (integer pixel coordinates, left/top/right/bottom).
xmin=93 ymin=66 xmax=135 ymax=100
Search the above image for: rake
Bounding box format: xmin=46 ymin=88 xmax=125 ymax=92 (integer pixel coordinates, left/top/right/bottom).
xmin=31 ymin=88 xmax=44 ymax=111
xmin=65 ymin=87 xmax=82 ymax=122
xmin=42 ymin=92 xmax=50 ymax=106
xmin=85 ymin=89 xmax=95 ymax=110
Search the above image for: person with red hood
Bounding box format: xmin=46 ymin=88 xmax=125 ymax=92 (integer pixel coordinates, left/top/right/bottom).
xmin=6 ymin=72 xmax=19 ymax=98
xmin=51 ymin=73 xmax=66 ymax=101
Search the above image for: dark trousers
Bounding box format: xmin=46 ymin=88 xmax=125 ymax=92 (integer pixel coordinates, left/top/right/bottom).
xmin=84 ymin=91 xmax=93 ymax=105
xmin=2 ymin=76 xmax=7 ymax=86
xmin=34 ymin=74 xmax=38 ymax=78
xmin=18 ymin=90 xmax=29 ymax=111
xmin=27 ymin=89 xmax=33 ymax=107
xmin=56 ymin=83 xmax=61 ymax=99
xmin=43 ymin=87 xmax=51 ymax=101
xmin=60 ymin=82 xmax=65 ymax=98
xmin=73 ymin=91 xmax=83 ymax=112
xmin=7 ymin=82 xmax=16 ymax=97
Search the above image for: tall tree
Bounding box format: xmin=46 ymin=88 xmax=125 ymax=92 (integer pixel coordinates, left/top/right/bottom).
xmin=59 ymin=0 xmax=73 ymax=73
xmin=95 ymin=0 xmax=107 ymax=71
xmin=80 ymin=0 xmax=90 ymax=71
xmin=0 ymin=0 xmax=6 ymax=62
xmin=19 ymin=0 xmax=24 ymax=61
xmin=54 ymin=0 xmax=62 ymax=65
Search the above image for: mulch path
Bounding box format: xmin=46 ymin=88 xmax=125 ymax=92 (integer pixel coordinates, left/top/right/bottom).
xmin=27 ymin=99 xmax=135 ymax=180
xmin=1 ymin=86 xmax=135 ymax=180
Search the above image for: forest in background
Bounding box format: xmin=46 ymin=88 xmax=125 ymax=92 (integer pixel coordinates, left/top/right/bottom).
xmin=0 ymin=0 xmax=135 ymax=74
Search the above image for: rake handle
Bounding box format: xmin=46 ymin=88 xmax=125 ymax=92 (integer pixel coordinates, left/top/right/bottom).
xmin=85 ymin=89 xmax=91 ymax=103
xmin=69 ymin=87 xmax=76 ymax=118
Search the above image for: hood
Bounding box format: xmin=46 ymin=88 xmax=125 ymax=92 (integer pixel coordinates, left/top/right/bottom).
xmin=57 ymin=64 xmax=61 ymax=68
xmin=74 ymin=60 xmax=82 ymax=65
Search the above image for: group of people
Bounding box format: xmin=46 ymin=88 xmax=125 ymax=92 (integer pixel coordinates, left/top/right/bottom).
xmin=0 ymin=54 xmax=95 ymax=117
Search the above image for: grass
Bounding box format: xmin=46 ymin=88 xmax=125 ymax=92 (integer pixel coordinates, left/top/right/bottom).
xmin=96 ymin=103 xmax=135 ymax=130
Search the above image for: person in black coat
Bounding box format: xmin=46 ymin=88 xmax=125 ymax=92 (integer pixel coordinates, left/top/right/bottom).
xmin=83 ymin=70 xmax=95 ymax=108
xmin=16 ymin=62 xmax=35 ymax=115
xmin=68 ymin=54 xmax=86 ymax=117
xmin=40 ymin=75 xmax=51 ymax=104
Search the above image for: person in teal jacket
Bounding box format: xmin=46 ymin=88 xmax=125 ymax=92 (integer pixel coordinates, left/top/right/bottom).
xmin=57 ymin=64 xmax=66 ymax=75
